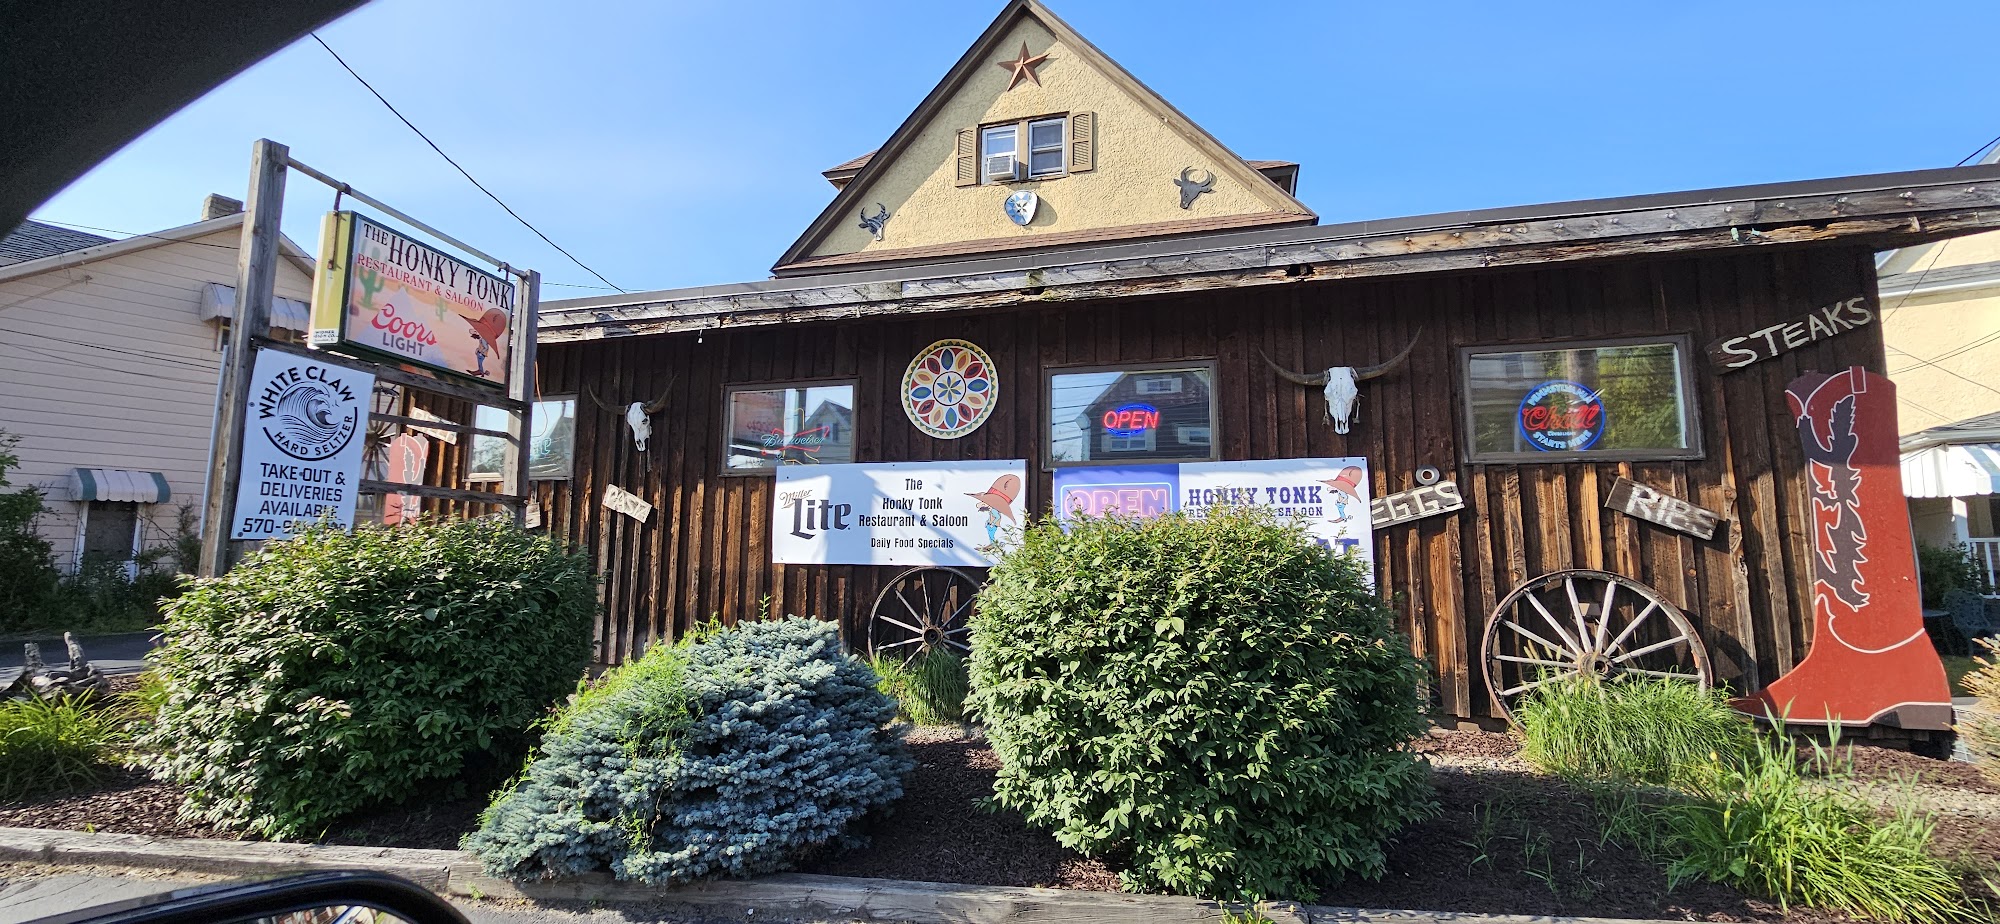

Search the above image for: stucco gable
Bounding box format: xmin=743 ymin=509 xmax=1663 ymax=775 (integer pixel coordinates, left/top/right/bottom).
xmin=774 ymin=0 xmax=1313 ymax=275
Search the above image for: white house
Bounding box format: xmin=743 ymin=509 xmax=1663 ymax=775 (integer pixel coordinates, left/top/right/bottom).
xmin=0 ymin=197 xmax=316 ymax=570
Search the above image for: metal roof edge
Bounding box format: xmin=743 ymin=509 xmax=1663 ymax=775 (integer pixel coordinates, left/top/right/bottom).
xmin=548 ymin=162 xmax=2000 ymax=317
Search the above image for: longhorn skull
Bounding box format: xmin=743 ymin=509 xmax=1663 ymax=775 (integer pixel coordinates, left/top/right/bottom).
xmin=1259 ymin=329 xmax=1423 ymax=434
xmin=588 ymin=374 xmax=677 ymax=467
xmin=1175 ymin=167 xmax=1215 ymax=209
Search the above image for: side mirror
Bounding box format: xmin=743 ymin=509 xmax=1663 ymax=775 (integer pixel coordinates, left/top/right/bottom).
xmin=31 ymin=871 xmax=466 ymax=924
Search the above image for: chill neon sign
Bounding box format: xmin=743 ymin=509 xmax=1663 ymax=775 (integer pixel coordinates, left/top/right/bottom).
xmin=1101 ymin=403 xmax=1160 ymax=436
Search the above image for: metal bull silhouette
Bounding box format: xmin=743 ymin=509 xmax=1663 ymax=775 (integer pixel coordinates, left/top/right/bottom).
xmin=1258 ymin=329 xmax=1422 ymax=434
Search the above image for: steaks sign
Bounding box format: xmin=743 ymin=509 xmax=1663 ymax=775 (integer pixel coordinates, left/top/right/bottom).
xmin=1706 ymin=296 xmax=1872 ymax=372
xmin=1603 ymin=476 xmax=1720 ymax=540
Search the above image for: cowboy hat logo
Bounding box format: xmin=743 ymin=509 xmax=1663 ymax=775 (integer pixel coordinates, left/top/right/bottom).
xmin=967 ymin=474 xmax=1021 ymax=543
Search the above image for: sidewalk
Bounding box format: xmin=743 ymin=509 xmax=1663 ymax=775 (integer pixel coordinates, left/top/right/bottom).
xmin=0 ymin=826 xmax=1690 ymax=924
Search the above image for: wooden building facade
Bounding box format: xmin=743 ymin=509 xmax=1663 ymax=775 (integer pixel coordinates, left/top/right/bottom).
xmin=534 ymin=188 xmax=2000 ymax=723
xmin=526 ymin=1 xmax=2000 ymax=723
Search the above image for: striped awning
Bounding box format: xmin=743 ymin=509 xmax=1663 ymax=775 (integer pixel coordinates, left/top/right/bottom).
xmin=1901 ymin=443 xmax=2000 ymax=498
xmin=69 ymin=469 xmax=170 ymax=504
xmin=198 ymin=282 xmax=311 ymax=332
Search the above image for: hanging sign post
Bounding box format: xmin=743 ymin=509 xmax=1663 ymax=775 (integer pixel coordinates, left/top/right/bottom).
xmin=196 ymin=138 xmax=542 ymax=577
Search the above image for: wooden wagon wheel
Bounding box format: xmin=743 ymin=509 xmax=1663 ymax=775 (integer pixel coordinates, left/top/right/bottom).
xmin=1480 ymin=569 xmax=1713 ymax=722
xmin=867 ymin=566 xmax=980 ymax=664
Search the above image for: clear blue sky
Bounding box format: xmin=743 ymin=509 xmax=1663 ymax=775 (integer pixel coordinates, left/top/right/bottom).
xmin=31 ymin=0 xmax=2000 ymax=299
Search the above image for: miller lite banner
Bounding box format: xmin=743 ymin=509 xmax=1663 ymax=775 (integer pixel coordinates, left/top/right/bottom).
xmin=231 ymin=349 xmax=373 ymax=540
xmin=309 ymin=211 xmax=513 ymax=387
xmin=1745 ymin=367 xmax=1953 ymax=729
xmin=772 ymin=460 xmax=1028 ymax=566
xmin=1053 ymin=457 xmax=1377 ymax=579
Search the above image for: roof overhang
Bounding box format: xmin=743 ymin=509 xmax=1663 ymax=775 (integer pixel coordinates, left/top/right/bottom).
xmin=0 ymin=213 xmax=315 ymax=285
xmin=1903 ymin=443 xmax=2000 ymax=499
xmin=543 ymin=162 xmax=2000 ymax=344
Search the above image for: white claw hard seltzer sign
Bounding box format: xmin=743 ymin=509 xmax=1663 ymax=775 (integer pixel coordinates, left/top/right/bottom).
xmin=772 ymin=461 xmax=1028 ymax=566
xmin=230 ymin=349 xmax=373 ymax=540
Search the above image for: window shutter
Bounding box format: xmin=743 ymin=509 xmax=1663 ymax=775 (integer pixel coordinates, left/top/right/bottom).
xmin=1068 ymin=112 xmax=1095 ymax=173
xmin=955 ymin=128 xmax=978 ymax=187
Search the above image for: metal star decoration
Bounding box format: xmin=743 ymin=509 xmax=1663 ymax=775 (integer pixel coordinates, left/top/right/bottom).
xmin=994 ymin=42 xmax=1050 ymax=90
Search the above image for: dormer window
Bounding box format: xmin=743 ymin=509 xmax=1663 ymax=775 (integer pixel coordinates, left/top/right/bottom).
xmin=980 ymin=115 xmax=1067 ymax=183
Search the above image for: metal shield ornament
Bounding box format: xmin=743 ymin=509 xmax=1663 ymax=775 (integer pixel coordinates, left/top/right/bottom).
xmin=1003 ymin=190 xmax=1039 ymax=226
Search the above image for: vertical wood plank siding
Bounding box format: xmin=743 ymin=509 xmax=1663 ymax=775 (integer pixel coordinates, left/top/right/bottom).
xmin=538 ymin=248 xmax=1883 ymax=719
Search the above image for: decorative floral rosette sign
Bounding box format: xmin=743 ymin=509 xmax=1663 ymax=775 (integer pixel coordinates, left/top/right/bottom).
xmin=901 ymin=339 xmax=998 ymax=439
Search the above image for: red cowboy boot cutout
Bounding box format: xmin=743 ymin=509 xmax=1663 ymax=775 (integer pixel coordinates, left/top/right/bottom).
xmin=1745 ymin=367 xmax=1952 ymax=729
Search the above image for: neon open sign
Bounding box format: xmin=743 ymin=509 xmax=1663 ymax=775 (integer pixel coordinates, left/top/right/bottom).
xmin=1101 ymin=403 xmax=1160 ymax=436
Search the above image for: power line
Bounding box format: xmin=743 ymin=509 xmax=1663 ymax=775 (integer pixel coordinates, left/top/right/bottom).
xmin=21 ymin=219 xmax=241 ymax=252
xmin=1884 ymin=343 xmax=2000 ymax=402
xmin=27 ymin=218 xmax=612 ymax=292
xmin=0 ymin=324 xmax=221 ymax=372
xmin=1958 ymin=134 xmax=2000 ymax=167
xmin=309 ymin=33 xmax=626 ymax=294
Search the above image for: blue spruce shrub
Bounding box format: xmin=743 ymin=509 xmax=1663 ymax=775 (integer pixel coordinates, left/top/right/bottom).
xmin=968 ymin=507 xmax=1436 ymax=901
xmin=466 ymin=617 xmax=912 ymax=884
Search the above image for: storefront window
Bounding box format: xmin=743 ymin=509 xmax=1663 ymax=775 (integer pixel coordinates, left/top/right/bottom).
xmin=725 ymin=382 xmax=856 ymax=471
xmin=1047 ymin=364 xmax=1217 ymax=466
xmin=1460 ymin=337 xmax=1700 ymax=463
xmin=469 ymin=398 xmax=577 ymax=481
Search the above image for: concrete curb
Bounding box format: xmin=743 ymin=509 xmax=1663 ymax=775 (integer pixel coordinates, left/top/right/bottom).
xmin=0 ymin=826 xmax=1681 ymax=924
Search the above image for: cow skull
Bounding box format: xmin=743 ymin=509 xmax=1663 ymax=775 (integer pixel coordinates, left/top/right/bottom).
xmin=588 ymin=375 xmax=676 ymax=466
xmin=1259 ymin=329 xmax=1422 ymax=434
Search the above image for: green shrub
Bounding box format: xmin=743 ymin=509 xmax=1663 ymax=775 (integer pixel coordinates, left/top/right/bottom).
xmin=138 ymin=518 xmax=595 ymax=839
xmin=1919 ymin=542 xmax=1988 ymax=608
xmin=871 ymin=648 xmax=969 ymax=725
xmin=0 ymin=695 xmax=129 ymax=800
xmin=465 ymin=617 xmax=911 ymax=885
xmin=967 ymin=508 xmax=1435 ymax=901
xmin=0 ymin=432 xmax=61 ymax=630
xmin=1604 ymin=732 xmax=1980 ymax=923
xmin=1514 ymin=675 xmax=1751 ymax=787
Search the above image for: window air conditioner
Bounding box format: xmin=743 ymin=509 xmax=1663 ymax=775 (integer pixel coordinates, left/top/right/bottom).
xmin=984 ymin=154 xmax=1024 ymax=182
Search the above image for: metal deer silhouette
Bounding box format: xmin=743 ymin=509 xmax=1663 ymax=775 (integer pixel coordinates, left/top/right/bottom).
xmin=1175 ymin=167 xmax=1214 ymax=209
xmin=857 ymin=203 xmax=890 ymax=241
xmin=588 ymin=373 xmax=677 ymax=470
xmin=1259 ymin=329 xmax=1423 ymax=434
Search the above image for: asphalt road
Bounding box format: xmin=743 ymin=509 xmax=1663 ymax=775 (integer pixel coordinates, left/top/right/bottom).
xmin=0 ymin=632 xmax=153 ymax=678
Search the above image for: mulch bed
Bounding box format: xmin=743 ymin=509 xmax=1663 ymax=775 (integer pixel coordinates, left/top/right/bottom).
xmin=798 ymin=726 xmax=1119 ymax=890
xmin=4 ymin=717 xmax=1994 ymax=921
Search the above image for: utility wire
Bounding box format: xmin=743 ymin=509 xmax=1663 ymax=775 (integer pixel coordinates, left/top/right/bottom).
xmin=309 ymin=33 xmax=626 ymax=294
xmin=26 ymin=218 xmax=611 ymax=292
xmin=0 ymin=324 xmax=222 ymax=372
xmin=1958 ymin=134 xmax=2000 ymax=167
